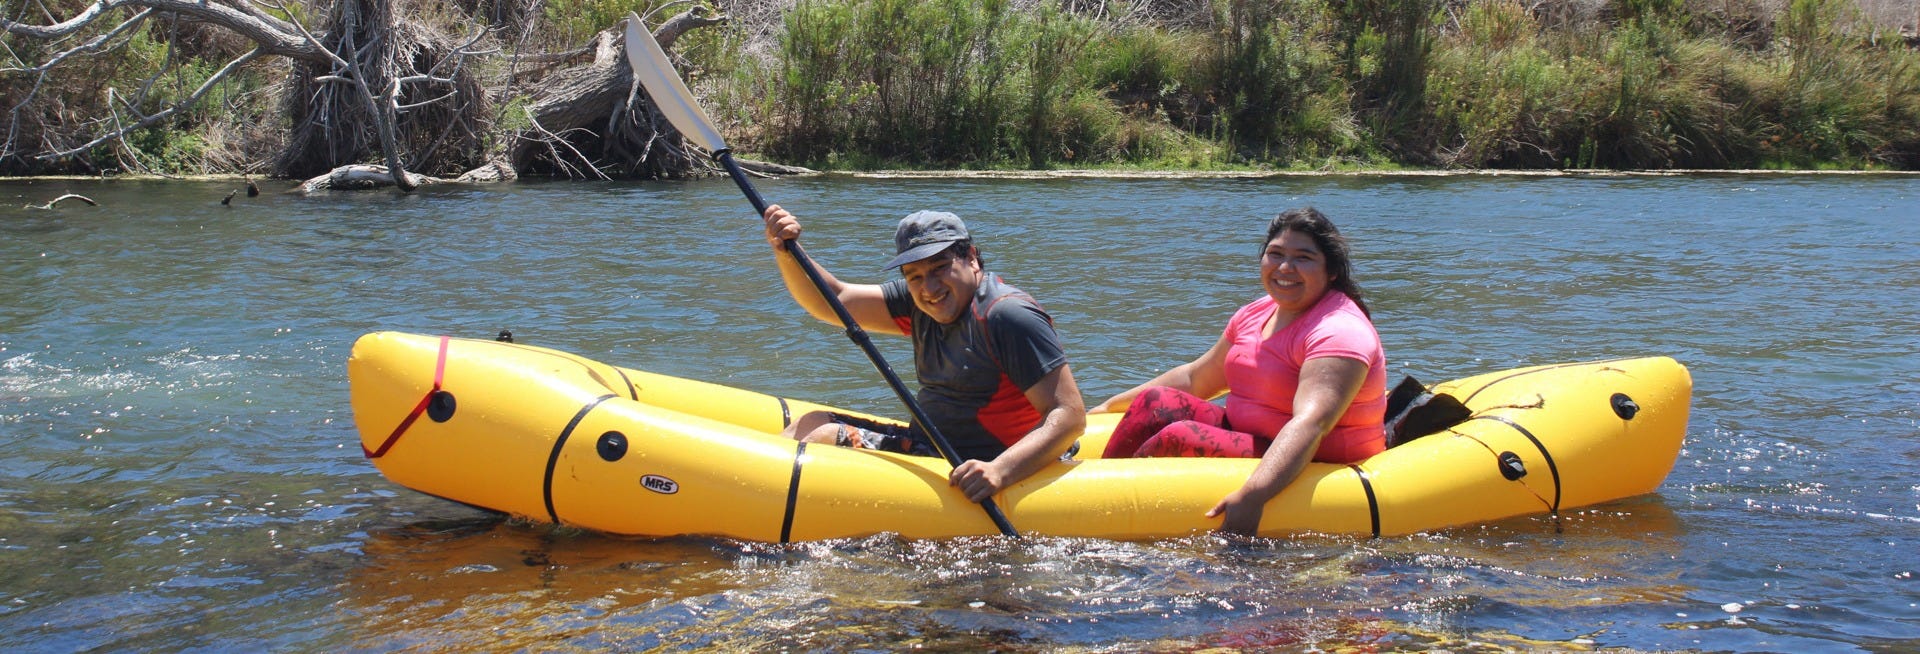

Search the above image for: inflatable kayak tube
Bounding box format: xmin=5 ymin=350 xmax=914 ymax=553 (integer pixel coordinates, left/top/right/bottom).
xmin=349 ymin=331 xmax=1690 ymax=542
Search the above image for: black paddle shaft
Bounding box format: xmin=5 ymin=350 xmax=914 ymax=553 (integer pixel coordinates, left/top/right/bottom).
xmin=712 ymin=150 xmax=1021 ymax=538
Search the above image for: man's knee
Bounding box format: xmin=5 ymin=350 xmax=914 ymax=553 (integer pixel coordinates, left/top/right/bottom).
xmin=785 ymin=411 xmax=835 ymax=441
xmin=797 ymin=423 xmax=841 ymax=444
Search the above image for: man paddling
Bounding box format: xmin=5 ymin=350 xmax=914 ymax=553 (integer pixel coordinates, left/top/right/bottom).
xmin=759 ymin=205 xmax=1086 ymax=504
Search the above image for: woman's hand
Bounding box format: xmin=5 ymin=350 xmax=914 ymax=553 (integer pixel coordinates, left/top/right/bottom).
xmin=1205 ymin=487 xmax=1266 ymax=536
xmin=1205 ymin=356 xmax=1371 ymax=537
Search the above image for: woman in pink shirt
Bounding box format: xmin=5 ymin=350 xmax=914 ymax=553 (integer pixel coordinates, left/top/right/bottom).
xmin=1091 ymin=208 xmax=1387 ymax=535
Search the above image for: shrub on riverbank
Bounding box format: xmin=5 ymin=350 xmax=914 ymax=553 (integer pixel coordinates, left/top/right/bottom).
xmin=753 ymin=0 xmax=1109 ymax=168
xmin=725 ymin=0 xmax=1919 ymax=171
xmin=1416 ymin=0 xmax=1920 ymax=169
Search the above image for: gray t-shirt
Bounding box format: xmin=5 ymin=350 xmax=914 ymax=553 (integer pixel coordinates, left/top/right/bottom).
xmin=882 ymin=274 xmax=1068 ymax=461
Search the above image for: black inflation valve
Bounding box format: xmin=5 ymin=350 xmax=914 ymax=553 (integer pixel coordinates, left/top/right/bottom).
xmin=597 ymin=431 xmax=628 ymax=462
xmin=1498 ymin=451 xmax=1527 ymax=480
xmin=427 ymin=390 xmax=457 ymax=422
xmin=1610 ymin=393 xmax=1640 ymax=420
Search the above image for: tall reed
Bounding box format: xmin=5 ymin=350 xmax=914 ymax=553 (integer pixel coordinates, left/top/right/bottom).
xmin=1764 ymin=0 xmax=1919 ymax=166
xmin=752 ymin=0 xmax=1920 ymax=170
xmin=769 ymin=0 xmax=1032 ymax=166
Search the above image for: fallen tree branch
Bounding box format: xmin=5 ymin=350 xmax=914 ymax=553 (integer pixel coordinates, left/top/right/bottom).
xmin=3 ymin=0 xmax=325 ymax=60
xmin=1 ymin=0 xmax=139 ymax=39
xmin=503 ymin=46 xmax=594 ymax=66
xmin=527 ymin=108 xmax=610 ymax=180
xmin=735 ymin=157 xmax=817 ymax=177
xmin=24 ymin=194 xmax=100 ymax=209
xmin=3 ymin=8 xmax=153 ymax=74
xmin=652 ymin=3 xmax=722 ymax=51
xmin=297 ymin=164 xmax=438 ymax=193
xmin=42 ymin=48 xmax=268 ymax=160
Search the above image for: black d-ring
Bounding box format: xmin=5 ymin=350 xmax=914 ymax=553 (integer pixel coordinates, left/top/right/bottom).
xmin=1611 ymin=393 xmax=1640 ymax=420
xmin=1498 ymin=451 xmax=1527 ymax=480
xmin=427 ymin=390 xmax=457 ymax=422
xmin=596 ymin=431 xmax=628 ymax=462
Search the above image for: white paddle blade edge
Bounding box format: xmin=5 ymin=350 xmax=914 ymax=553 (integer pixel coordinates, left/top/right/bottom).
xmin=623 ymin=13 xmax=728 ymax=153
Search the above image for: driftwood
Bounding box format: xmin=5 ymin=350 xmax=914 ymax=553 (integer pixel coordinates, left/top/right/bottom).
xmin=454 ymin=159 xmax=519 ymax=183
xmin=733 ymin=158 xmax=818 ymax=178
xmin=298 ymin=164 xmax=438 ymax=193
xmin=295 ymin=153 xmax=810 ymax=191
xmin=23 ymin=194 xmax=99 ymax=209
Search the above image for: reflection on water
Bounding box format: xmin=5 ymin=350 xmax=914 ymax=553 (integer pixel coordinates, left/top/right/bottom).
xmin=1 ymin=174 xmax=1917 ymax=651
xmin=335 ymin=500 xmax=1691 ymax=651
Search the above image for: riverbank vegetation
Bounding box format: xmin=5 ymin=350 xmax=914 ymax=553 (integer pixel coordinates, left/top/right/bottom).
xmin=5 ymin=0 xmax=1917 ymax=181
xmin=726 ymin=0 xmax=1919 ymax=170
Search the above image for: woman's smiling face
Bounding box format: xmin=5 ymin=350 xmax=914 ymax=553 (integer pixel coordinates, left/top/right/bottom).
xmin=1261 ymin=229 xmax=1331 ymax=317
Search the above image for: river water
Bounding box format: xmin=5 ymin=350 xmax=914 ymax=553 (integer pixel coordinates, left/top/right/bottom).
xmin=2 ymin=172 xmax=1916 ymax=651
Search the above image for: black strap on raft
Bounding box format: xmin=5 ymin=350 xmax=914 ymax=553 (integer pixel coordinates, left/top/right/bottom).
xmin=1468 ymin=415 xmax=1563 ymax=515
xmin=780 ymin=442 xmax=808 ymax=543
xmin=1457 ymin=357 xmax=1639 ymax=405
xmin=493 ymin=336 xmax=640 ymax=402
xmin=542 ymin=394 xmax=617 ymax=524
xmin=365 ymin=335 xmax=452 ymax=459
xmin=1348 ymin=464 xmax=1381 ymax=538
xmin=611 ymin=366 xmax=638 ymax=401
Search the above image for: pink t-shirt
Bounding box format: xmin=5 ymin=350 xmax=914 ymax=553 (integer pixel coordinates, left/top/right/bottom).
xmin=1220 ymin=292 xmax=1387 ymax=463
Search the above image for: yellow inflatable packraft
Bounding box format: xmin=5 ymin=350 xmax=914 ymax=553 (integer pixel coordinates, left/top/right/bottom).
xmin=349 ymin=331 xmax=1690 ymax=541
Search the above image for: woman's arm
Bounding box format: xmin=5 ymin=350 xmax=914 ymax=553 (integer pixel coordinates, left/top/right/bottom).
xmin=1206 ymin=355 xmax=1369 ymax=536
xmin=1089 ymin=332 xmax=1232 ymax=414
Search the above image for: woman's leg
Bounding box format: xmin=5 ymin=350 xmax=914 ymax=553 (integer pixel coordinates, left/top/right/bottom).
xmin=1103 ymin=387 xmax=1229 ymax=458
xmin=1133 ymin=421 xmax=1264 ymax=458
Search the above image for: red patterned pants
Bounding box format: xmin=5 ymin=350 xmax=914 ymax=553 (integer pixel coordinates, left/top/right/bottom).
xmin=1102 ymin=386 xmax=1270 ymax=458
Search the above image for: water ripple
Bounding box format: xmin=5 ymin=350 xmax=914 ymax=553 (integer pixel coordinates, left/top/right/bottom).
xmin=2 ymin=175 xmax=1918 ymax=651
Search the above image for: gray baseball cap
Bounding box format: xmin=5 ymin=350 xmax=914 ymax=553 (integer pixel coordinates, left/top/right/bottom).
xmin=882 ymin=210 xmax=971 ymax=269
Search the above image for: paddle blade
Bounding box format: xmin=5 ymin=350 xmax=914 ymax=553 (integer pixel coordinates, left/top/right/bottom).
xmin=623 ymin=12 xmax=728 ymax=153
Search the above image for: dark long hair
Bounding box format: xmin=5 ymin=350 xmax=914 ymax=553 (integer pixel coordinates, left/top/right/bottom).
xmin=1265 ymin=207 xmax=1370 ymax=317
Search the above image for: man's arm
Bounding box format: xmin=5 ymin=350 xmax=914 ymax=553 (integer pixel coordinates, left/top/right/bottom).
xmin=762 ymin=204 xmax=904 ymax=335
xmin=948 ymin=364 xmax=1085 ymax=502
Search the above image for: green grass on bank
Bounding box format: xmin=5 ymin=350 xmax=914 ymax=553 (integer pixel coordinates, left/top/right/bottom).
xmin=701 ymin=0 xmax=1919 ymax=172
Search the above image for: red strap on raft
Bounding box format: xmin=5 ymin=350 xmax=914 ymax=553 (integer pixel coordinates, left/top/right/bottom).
xmin=364 ymin=335 xmax=450 ymax=459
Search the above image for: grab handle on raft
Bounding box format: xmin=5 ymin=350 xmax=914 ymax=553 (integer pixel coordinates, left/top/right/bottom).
xmin=622 ymin=13 xmax=1018 ymax=538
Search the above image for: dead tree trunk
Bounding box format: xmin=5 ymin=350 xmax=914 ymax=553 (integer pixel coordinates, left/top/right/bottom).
xmin=5 ymin=1 xmax=790 ymax=188
xmin=506 ymin=8 xmax=728 ymax=180
xmin=277 ymin=0 xmax=491 ymax=188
